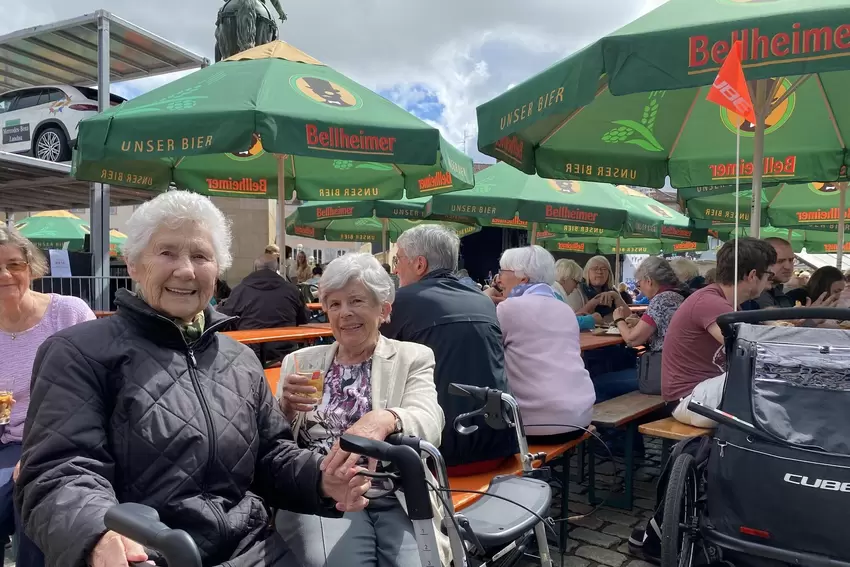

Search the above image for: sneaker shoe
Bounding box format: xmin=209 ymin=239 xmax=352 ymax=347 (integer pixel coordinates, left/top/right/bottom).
xmin=628 ymin=518 xmax=661 ymax=565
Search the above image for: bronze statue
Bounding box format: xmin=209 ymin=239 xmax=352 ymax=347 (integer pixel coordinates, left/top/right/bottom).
xmin=214 ymin=0 xmax=287 ymax=61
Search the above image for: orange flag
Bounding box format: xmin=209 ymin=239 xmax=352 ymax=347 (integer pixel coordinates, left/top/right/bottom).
xmin=706 ymin=40 xmax=756 ymax=125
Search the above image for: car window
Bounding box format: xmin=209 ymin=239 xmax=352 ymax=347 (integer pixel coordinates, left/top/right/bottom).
xmin=38 ymin=88 xmax=65 ymax=105
xmin=10 ymin=89 xmax=43 ymax=111
xmin=0 ymin=94 xmax=16 ymax=114
xmin=73 ymin=85 xmax=125 ymax=106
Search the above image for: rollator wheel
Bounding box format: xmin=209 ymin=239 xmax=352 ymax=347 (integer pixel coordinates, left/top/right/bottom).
xmin=661 ymin=453 xmax=699 ymax=567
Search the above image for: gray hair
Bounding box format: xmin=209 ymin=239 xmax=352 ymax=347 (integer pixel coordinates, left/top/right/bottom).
xmin=395 ymin=224 xmax=459 ymax=274
xmin=123 ymin=190 xmax=233 ymax=273
xmin=583 ymin=255 xmax=614 ymax=288
xmin=0 ymin=225 xmax=48 ymax=277
xmin=634 ymin=256 xmax=681 ymax=288
xmin=500 ymin=245 xmax=556 ymax=285
xmin=669 ymin=257 xmax=699 ymax=283
xmin=554 ymin=258 xmax=582 ymax=284
xmin=254 ymin=258 xmax=278 ymax=271
xmin=320 ymin=253 xmax=395 ymax=307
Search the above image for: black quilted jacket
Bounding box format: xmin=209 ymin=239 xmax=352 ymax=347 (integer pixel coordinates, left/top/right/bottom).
xmin=15 ymin=290 xmax=338 ymax=567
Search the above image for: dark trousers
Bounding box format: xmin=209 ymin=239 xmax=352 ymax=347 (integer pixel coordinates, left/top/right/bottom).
xmin=0 ymin=443 xmax=45 ymax=567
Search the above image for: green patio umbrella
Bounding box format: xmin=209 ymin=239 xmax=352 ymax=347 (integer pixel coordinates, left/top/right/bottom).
xmin=709 ymin=225 xmax=846 ymax=254
xmin=427 ymin=162 xmax=706 ymax=242
xmin=70 ymin=41 xmax=475 ymax=253
xmin=15 ymin=211 xmax=127 ymax=256
xmin=476 ymin=0 xmax=850 ymax=235
xmin=682 ymin=181 xmax=849 ymax=232
xmin=284 ymin=210 xmax=479 ymax=244
xmin=539 ymin=236 xmax=709 ymax=256
xmin=15 ymin=210 xmax=90 ymax=251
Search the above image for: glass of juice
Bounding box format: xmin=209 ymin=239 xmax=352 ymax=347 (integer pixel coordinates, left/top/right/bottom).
xmin=293 ymin=351 xmax=325 ymax=402
xmin=0 ymin=391 xmax=13 ymax=425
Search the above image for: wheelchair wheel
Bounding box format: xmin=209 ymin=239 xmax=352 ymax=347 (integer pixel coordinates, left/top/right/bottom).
xmin=661 ymin=453 xmax=699 ymax=567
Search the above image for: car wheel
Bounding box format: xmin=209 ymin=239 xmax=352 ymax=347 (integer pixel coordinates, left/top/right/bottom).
xmin=34 ymin=127 xmax=70 ymax=162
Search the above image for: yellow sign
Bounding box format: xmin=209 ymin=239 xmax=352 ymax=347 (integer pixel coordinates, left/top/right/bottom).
xmin=293 ymin=76 xmax=359 ymax=108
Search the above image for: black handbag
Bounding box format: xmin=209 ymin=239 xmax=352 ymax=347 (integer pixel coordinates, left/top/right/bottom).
xmin=638 ymin=350 xmax=663 ymax=395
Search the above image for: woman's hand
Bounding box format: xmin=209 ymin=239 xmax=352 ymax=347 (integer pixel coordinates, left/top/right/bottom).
xmin=279 ymin=374 xmax=319 ymax=420
xmin=12 ymin=461 xmax=19 ymax=483
xmin=90 ymin=531 xmax=153 ymax=567
xmin=321 ymin=410 xmax=396 ymax=477
xmin=320 ymin=465 xmax=371 ymax=512
xmin=613 ymin=306 xmax=632 ymax=322
xmin=591 ymin=313 xmax=604 ymax=327
xmin=484 ymin=286 xmax=506 ymax=304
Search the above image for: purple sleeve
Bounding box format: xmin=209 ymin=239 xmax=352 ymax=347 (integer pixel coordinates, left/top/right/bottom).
xmin=54 ymin=296 xmax=96 ymax=330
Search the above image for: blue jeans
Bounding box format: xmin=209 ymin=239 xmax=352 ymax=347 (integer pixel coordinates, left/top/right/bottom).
xmin=593 ymin=368 xmax=639 ymax=403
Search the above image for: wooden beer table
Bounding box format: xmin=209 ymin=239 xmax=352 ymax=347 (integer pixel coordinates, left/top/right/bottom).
xmin=224 ymin=323 xmax=333 ymax=344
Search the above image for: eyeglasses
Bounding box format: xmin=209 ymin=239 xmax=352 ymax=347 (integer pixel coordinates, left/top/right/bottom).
xmin=0 ymin=261 xmax=28 ymax=274
xmin=588 ymin=266 xmax=609 ymax=273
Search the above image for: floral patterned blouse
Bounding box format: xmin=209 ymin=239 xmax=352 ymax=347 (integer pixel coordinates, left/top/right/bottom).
xmin=297 ymin=358 xmax=373 ymax=455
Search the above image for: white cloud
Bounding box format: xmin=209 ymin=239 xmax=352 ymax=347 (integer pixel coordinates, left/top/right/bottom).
xmin=4 ymin=0 xmax=663 ymax=163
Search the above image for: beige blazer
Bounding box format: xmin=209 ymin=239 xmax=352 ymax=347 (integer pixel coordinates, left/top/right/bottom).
xmin=275 ymin=336 xmax=450 ymax=564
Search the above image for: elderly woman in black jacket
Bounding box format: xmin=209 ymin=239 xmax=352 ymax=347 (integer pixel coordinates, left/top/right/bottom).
xmin=15 ymin=191 xmax=371 ymax=567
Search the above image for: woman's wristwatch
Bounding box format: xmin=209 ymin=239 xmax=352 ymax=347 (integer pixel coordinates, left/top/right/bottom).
xmin=386 ymin=409 xmax=404 ymax=434
xmin=613 ymin=317 xmax=627 ymax=326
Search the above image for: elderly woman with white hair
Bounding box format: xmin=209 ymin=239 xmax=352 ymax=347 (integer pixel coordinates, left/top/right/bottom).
xmin=553 ymin=258 xmax=603 ymax=330
xmin=16 ymin=191 xmax=373 ymax=567
xmin=494 ymin=246 xmax=596 ymax=443
xmin=275 ymin=253 xmax=446 ymax=567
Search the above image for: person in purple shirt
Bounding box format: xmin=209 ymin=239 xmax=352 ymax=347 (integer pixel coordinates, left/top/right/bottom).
xmin=0 ymin=226 xmax=95 ymax=565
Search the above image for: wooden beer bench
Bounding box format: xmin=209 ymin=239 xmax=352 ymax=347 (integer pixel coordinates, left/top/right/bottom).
xmin=586 ymin=391 xmax=666 ymax=510
xmin=639 ymin=417 xmax=712 ymax=464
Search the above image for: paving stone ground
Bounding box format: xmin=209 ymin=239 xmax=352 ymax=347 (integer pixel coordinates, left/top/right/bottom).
xmin=516 ymin=437 xmax=664 ymax=567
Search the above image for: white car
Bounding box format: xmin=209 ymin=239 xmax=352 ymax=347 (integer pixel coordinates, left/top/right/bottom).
xmin=0 ymin=85 xmax=125 ymax=163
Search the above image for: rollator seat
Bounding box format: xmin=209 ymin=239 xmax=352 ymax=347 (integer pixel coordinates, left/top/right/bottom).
xmin=458 ymin=475 xmax=552 ymax=548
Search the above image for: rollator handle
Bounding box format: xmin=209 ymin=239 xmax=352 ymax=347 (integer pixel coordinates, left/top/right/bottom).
xmin=448 ymin=383 xmax=489 ymax=402
xmin=339 ymin=434 xmax=433 ymax=521
xmin=105 ymin=503 xmax=202 ymax=567
xmin=449 ymin=383 xmax=513 ymax=434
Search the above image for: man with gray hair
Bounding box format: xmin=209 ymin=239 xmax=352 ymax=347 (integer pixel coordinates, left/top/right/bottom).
xmin=218 ymin=257 xmax=308 ymax=365
xmin=382 ymin=224 xmax=517 ymax=472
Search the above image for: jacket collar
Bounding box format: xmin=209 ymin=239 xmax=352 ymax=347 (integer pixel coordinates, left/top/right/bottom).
xmin=114 ymin=289 xmax=236 ymax=351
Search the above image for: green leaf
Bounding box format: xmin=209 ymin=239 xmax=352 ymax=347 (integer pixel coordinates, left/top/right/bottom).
xmin=613 ymin=120 xmax=664 ymax=151
xmin=625 ymin=138 xmax=664 ymax=152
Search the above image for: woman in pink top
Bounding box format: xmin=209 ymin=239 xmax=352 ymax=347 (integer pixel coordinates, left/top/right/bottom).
xmin=494 ymin=245 xmax=596 ymax=444
xmin=0 ymin=226 xmax=94 ymax=562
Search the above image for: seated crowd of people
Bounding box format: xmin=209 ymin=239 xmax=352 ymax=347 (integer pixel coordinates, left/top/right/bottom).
xmin=1 ymin=190 xmax=848 ymax=566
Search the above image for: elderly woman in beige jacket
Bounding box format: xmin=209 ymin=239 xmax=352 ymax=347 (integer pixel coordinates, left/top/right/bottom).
xmin=275 ymin=253 xmax=447 ymax=567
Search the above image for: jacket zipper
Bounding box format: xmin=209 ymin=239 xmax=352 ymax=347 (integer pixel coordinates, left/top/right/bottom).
xmin=144 ymin=312 xmax=237 ymax=543
xmin=719 ymin=440 xmax=850 ymax=470
xmin=186 ymin=342 xmax=230 ymax=545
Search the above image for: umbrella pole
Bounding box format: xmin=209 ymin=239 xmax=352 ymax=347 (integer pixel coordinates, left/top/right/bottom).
xmin=615 ymin=237 xmax=621 ymax=284
xmin=530 ymin=222 xmax=538 ymax=245
xmin=838 ymin=184 xmax=847 ymax=270
xmin=749 ymin=80 xmax=769 ymax=237
xmin=277 ymin=155 xmax=286 ymax=274
xmin=382 ymin=218 xmax=389 ymax=258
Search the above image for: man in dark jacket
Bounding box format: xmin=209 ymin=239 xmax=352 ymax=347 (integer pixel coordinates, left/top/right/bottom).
xmin=218 ymin=258 xmax=309 ymax=365
xmin=382 ymin=225 xmax=516 ymax=472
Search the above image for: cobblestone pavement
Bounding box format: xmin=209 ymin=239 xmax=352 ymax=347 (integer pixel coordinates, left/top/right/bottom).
xmin=3 ymin=439 xmax=665 ymax=567
xmin=518 ymin=437 xmax=664 ymax=567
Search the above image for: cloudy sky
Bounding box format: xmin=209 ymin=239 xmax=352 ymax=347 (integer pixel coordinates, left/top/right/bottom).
xmin=4 ymin=0 xmax=668 ymax=162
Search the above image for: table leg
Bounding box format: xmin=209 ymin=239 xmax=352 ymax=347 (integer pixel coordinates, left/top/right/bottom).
xmin=587 ymin=423 xmax=637 ymax=511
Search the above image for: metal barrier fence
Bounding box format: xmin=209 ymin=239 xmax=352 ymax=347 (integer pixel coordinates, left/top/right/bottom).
xmin=33 ymin=276 xmax=134 ymax=311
